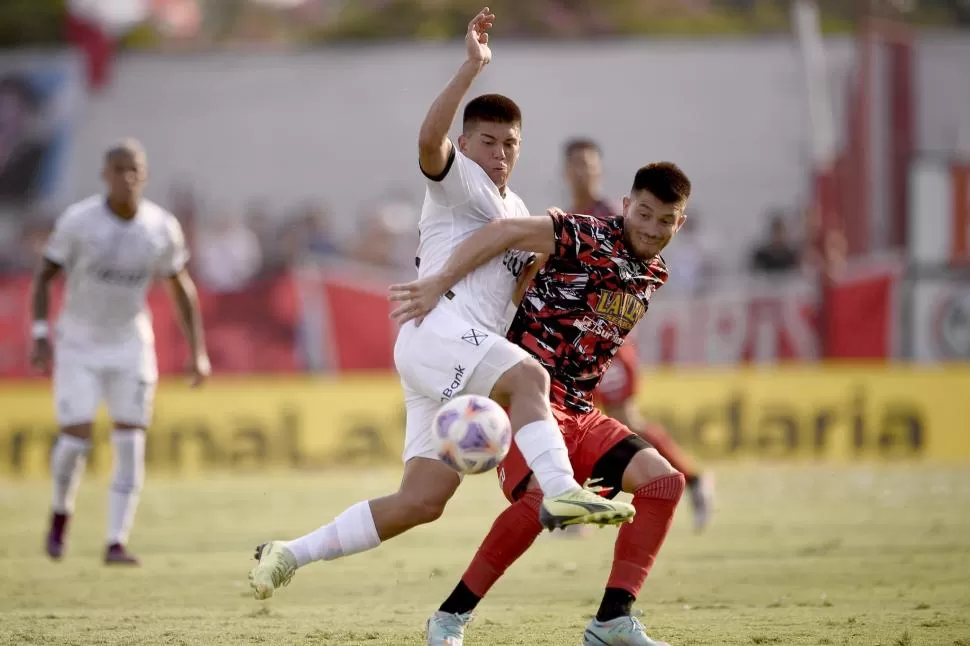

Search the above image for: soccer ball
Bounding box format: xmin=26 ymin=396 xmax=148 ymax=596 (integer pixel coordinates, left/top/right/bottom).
xmin=432 ymin=394 xmax=513 ymax=475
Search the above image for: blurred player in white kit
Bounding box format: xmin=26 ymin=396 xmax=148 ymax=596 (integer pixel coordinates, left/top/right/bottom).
xmin=30 ymin=139 xmax=211 ymax=565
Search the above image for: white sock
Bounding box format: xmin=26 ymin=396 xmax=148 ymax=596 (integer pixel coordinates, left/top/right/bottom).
xmin=107 ymin=429 xmax=145 ymax=545
xmin=50 ymin=434 xmax=90 ymax=514
xmin=284 ymin=501 xmax=380 ymax=568
xmin=514 ymin=419 xmax=580 ymax=497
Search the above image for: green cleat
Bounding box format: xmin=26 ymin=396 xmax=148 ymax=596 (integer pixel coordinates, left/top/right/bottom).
xmin=426 ymin=610 xmax=473 ymax=645
xmin=539 ymin=480 xmax=635 ymax=531
xmin=248 ymin=541 xmax=297 ymax=600
xmin=584 ymin=615 xmax=670 ymax=645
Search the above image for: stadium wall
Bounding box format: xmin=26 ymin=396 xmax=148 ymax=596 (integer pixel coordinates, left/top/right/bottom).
xmin=51 ymin=34 xmax=970 ymax=272
xmin=1 ymin=365 xmax=968 ymax=478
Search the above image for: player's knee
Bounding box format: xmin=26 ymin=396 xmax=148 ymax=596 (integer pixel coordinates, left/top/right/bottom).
xmin=622 ymin=448 xmax=679 ymax=492
xmin=397 ymin=493 xmax=447 ymax=526
xmin=495 ymin=357 xmax=549 ymax=399
xmin=61 ymin=423 xmax=93 ymax=440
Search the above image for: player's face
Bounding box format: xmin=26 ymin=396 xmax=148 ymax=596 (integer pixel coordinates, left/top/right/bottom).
xmin=565 ymin=148 xmax=602 ymax=193
xmin=459 ymin=121 xmax=521 ymax=190
xmin=102 ymin=151 xmax=147 ymax=203
xmin=622 ymin=189 xmax=686 ymax=259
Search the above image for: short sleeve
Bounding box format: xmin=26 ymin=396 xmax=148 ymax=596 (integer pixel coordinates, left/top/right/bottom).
xmin=44 ymin=209 xmax=79 ymax=267
xmin=550 ymin=213 xmax=609 ymax=262
xmin=158 ymin=214 xmax=190 ymax=276
xmin=422 ymin=143 xmax=480 ymax=209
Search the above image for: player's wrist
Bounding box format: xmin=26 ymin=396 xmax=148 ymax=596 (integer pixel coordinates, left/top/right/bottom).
xmin=462 ymin=57 xmax=487 ymax=73
xmin=31 ymin=320 xmax=50 ymax=340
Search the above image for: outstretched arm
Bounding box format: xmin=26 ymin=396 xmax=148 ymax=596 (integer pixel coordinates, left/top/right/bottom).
xmin=29 ymin=259 xmax=62 ymax=373
xmin=165 ymin=269 xmax=210 ymax=387
xmin=389 ymin=216 xmax=555 ymax=325
xmin=418 ymin=7 xmax=494 ymax=178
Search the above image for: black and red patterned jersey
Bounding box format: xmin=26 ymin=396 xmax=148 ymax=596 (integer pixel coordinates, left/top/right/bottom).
xmin=506 ymin=213 xmax=667 ymax=413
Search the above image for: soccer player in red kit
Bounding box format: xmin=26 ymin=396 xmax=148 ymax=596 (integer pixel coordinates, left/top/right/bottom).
xmin=391 ymin=163 xmax=691 ymax=646
xmin=564 ymin=138 xmax=714 ymax=533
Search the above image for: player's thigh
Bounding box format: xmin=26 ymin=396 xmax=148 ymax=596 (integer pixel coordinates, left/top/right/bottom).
xmin=402 ymin=388 xmax=445 ymax=463
xmin=399 ymin=389 xmax=462 ymax=504
xmin=581 ymin=410 xmax=655 ymax=498
xmin=398 ymin=456 xmax=461 ymax=510
xmin=103 ymin=369 xmax=157 ymax=429
xmin=464 ymin=338 xmax=533 ymax=407
xmin=52 ymin=348 xmax=102 ymax=430
xmin=619 ymin=447 xmax=678 ymax=493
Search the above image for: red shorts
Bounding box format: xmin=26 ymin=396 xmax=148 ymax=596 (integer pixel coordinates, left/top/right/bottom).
xmin=595 ymin=344 xmax=640 ymax=407
xmin=497 ymin=403 xmax=649 ymax=503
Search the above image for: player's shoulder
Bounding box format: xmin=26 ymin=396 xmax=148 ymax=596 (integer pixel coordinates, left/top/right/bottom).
xmin=59 ymin=194 xmax=104 ymax=222
xmin=564 ymin=211 xmax=613 ymax=230
xmin=138 ymin=199 xmax=181 ymax=229
xmin=502 ymin=187 xmax=530 ymax=215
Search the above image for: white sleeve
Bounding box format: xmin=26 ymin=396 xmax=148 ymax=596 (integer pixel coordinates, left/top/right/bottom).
xmin=44 ymin=209 xmax=78 ymax=267
xmin=157 ymin=214 xmax=190 ymax=276
xmin=422 ymin=142 xmax=478 ymax=208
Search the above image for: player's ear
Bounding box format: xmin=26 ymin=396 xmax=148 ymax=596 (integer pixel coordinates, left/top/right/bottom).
xmin=457 ymin=134 xmax=468 ymax=153
xmin=622 ymin=195 xmax=631 ymax=215
xmin=675 ymin=210 xmax=687 ymax=232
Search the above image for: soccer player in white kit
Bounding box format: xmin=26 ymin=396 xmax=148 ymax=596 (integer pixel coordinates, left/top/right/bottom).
xmin=31 ymin=139 xmax=210 ymax=565
xmin=248 ymin=7 xmax=634 ymax=600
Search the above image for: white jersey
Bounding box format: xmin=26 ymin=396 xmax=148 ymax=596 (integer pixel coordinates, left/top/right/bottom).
xmin=416 ymin=144 xmax=533 ymax=334
xmin=44 ymin=195 xmax=189 ymax=348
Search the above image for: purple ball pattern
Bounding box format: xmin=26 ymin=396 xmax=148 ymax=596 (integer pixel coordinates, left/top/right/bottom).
xmin=436 ymin=409 xmax=461 ymax=439
xmin=458 ymin=422 xmax=492 ymax=452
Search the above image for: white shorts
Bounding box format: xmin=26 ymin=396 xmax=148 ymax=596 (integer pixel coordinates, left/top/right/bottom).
xmin=394 ymin=306 xmax=529 ymax=463
xmin=53 ymin=340 xmax=158 ymax=428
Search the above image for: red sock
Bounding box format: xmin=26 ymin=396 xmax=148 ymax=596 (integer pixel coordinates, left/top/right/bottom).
xmin=637 ymin=423 xmax=699 ymax=479
xmin=461 ymin=489 xmax=543 ymax=597
xmin=607 ymin=473 xmax=685 ymax=596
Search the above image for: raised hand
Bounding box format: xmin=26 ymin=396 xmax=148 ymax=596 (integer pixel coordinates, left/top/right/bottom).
xmin=466 ymin=7 xmax=495 ymax=65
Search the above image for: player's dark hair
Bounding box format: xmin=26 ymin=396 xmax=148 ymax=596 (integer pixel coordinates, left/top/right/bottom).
xmin=104 ymin=138 xmax=147 ymax=164
xmin=462 ymin=94 xmax=521 ymax=131
xmin=563 ymin=138 xmax=600 ymax=160
xmin=631 ymin=162 xmax=691 ymax=205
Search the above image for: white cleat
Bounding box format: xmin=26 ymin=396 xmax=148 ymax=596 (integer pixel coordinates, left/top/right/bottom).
xmin=248 ymin=541 xmax=297 ymax=600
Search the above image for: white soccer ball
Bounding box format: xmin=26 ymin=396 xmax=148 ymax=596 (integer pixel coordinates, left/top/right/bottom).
xmin=432 ymin=394 xmax=513 ymax=475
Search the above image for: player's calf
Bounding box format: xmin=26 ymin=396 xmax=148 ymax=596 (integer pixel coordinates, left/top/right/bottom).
xmin=594 ymin=450 xmax=684 ymax=638
xmin=250 ymin=457 xmax=458 ymax=599
xmin=104 ymin=427 xmax=145 ymax=564
xmin=45 ymin=425 xmax=92 ymax=561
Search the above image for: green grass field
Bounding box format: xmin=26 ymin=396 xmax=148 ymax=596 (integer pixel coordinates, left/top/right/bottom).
xmin=2 ymin=465 xmax=969 ymax=646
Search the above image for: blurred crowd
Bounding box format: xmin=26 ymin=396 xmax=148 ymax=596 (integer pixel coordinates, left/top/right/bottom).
xmin=0 ymin=184 xmax=840 ymax=297
xmin=0 ymin=183 xmax=422 ymax=292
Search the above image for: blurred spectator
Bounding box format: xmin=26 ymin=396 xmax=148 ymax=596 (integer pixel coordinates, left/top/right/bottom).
xmin=0 ymin=74 xmax=50 ymax=207
xmin=194 ymin=214 xmax=263 ymax=292
xmin=350 ymin=197 xmax=419 ymax=271
xmin=243 ymin=198 xmax=286 ymax=273
xmin=662 ymin=212 xmax=718 ymax=295
xmin=300 ymin=203 xmax=340 ymax=258
xmin=750 ymin=211 xmax=800 ymax=274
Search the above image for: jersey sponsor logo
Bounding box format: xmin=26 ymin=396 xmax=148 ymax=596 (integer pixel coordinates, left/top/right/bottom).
xmin=502 ymin=249 xmax=529 ymax=278
xmin=89 ymin=265 xmax=150 ymax=286
xmin=461 ymin=329 xmax=487 ymax=347
xmin=594 ymin=290 xmax=645 ymax=330
xmin=441 ymin=364 xmax=466 ymax=402
xmin=573 ymin=316 xmax=624 ymax=345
